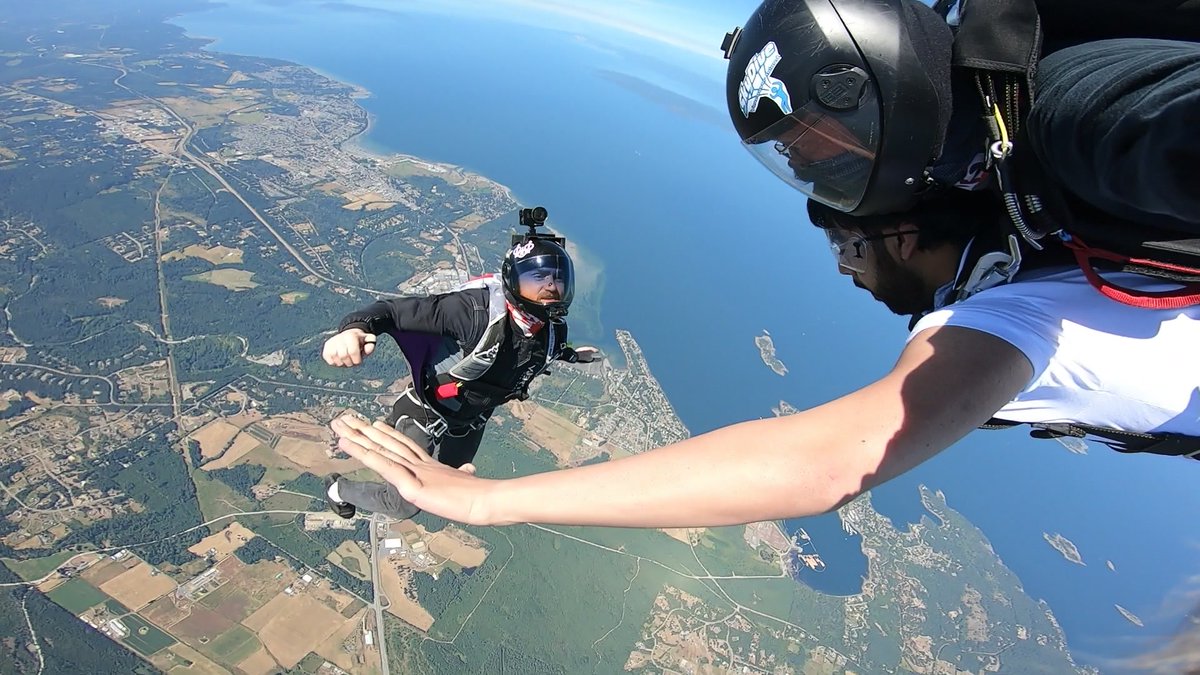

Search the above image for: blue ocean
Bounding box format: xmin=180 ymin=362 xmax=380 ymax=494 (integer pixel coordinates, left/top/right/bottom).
xmin=173 ymin=2 xmax=1200 ymax=669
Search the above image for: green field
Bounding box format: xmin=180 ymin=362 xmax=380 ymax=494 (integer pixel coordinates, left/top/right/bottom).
xmin=47 ymin=578 xmax=110 ymax=614
xmin=191 ymin=469 xmax=256 ymax=526
xmin=340 ymin=555 xmax=362 ymax=576
xmin=120 ymin=613 xmax=176 ymax=655
xmin=104 ymin=598 xmax=130 ymax=616
xmin=261 ymin=490 xmax=317 ymax=513
xmin=340 ymin=597 xmax=366 ymax=619
xmin=694 ymin=525 xmax=784 ymax=576
xmin=229 ymin=110 xmax=266 ymax=124
xmin=261 ymin=465 xmax=301 ymax=487
xmin=297 ymin=651 xmax=326 ymax=673
xmin=196 ymin=579 xmax=247 ymax=614
xmin=202 ymin=624 xmax=260 ymax=665
xmin=3 ymin=549 xmax=85 ymax=581
xmin=327 ymin=541 xmax=370 ymax=581
xmin=388 ymin=429 xmax=814 ymax=668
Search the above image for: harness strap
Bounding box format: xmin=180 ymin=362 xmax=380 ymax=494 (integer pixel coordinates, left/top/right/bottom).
xmin=435 ymin=372 xmax=532 ymax=403
xmin=406 ymin=414 xmax=487 ymax=440
xmin=396 ymin=387 xmax=488 ymax=441
xmin=982 ymin=418 xmax=1200 ymax=458
xmin=1061 ymin=234 xmax=1200 ymax=309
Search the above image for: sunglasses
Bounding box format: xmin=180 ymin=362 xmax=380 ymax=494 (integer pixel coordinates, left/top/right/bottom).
xmin=825 ymin=229 xmax=917 ymax=272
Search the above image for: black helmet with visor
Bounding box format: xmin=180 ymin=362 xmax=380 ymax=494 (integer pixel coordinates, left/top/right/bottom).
xmin=501 ymin=238 xmax=575 ymax=322
xmin=722 ymin=0 xmax=953 ymax=216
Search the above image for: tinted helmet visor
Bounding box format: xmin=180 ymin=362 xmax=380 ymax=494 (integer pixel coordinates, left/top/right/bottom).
xmin=742 ymin=75 xmax=881 ymax=213
xmin=513 ymin=253 xmax=574 ymax=309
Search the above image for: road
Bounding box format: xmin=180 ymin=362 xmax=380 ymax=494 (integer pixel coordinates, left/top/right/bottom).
xmin=148 ymin=77 xmax=402 ymax=298
xmin=19 ymin=596 xmax=45 ymax=675
xmin=8 ymin=64 xmax=402 ymax=300
xmin=0 ymin=362 xmax=116 ymax=399
xmin=369 ymin=513 xmax=391 ymax=675
xmin=150 ymin=166 xmax=186 ymax=446
xmin=0 ymin=508 xmax=327 ymax=589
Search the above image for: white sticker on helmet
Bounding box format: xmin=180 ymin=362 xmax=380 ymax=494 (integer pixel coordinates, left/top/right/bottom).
xmin=739 ymin=41 xmax=793 ymax=118
xmin=511 ymin=240 xmax=535 ymax=258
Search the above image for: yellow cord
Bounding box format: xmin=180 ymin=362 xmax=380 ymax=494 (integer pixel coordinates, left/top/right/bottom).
xmin=990 ymin=103 xmax=1012 ymax=159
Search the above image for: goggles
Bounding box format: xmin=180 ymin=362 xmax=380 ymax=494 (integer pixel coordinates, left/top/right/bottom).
xmin=824 ymin=229 xmax=916 ymax=273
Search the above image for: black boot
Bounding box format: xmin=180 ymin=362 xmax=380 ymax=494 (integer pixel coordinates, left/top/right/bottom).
xmin=323 ymin=474 xmax=356 ymax=519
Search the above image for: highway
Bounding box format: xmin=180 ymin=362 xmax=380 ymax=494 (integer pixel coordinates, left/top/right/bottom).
xmin=369 ymin=513 xmax=391 ymax=674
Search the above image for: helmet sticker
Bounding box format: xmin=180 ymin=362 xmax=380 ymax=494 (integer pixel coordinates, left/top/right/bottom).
xmin=510 ymin=240 xmax=535 ymax=259
xmin=738 ymin=41 xmax=793 ymax=118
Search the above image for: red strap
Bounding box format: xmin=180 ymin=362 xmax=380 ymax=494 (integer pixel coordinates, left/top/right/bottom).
xmin=1063 ymin=236 xmax=1200 ymax=309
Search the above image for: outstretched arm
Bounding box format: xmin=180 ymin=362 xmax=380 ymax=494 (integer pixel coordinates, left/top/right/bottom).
xmin=323 ymin=290 xmax=488 ymax=367
xmin=332 ymin=325 xmax=1032 ymax=527
xmin=337 ymin=291 xmax=482 ymax=341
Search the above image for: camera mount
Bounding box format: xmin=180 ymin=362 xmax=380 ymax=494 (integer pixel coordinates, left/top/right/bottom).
xmin=512 ymin=206 xmax=565 ymax=247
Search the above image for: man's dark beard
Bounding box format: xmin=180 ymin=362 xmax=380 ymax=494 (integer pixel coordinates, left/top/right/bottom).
xmin=867 ymin=250 xmax=932 ymax=317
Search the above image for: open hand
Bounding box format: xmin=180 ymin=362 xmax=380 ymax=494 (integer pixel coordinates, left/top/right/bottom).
xmin=329 ymin=412 xmax=496 ymax=525
xmin=322 ymin=328 xmax=377 ymax=367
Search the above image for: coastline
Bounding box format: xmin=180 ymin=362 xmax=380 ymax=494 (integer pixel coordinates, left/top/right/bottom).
xmin=171 ymin=9 xmax=377 ymax=101
xmin=174 ymin=2 xmax=615 ymax=348
xmin=322 ymin=70 xmax=613 ymax=346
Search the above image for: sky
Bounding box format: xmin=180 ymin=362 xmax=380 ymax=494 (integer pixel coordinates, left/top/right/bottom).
xmin=323 ymin=0 xmax=758 ymax=64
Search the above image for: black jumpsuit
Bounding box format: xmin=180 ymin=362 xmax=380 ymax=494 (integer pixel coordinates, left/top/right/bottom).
xmin=332 ymin=286 xmax=582 ymax=518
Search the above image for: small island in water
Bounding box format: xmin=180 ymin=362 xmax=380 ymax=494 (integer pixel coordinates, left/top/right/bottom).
xmin=755 ymin=330 xmax=788 ymax=376
xmin=1115 ymin=604 xmax=1144 ymax=627
xmin=772 ymin=400 xmax=800 ymax=417
xmin=1043 ymin=532 xmax=1085 ymax=565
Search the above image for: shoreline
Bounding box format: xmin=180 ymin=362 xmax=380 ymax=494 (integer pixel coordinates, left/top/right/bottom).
xmin=174 ymin=2 xmax=615 ymax=349
xmin=171 ymin=9 xmax=376 ymax=100
xmin=176 ymin=6 xmax=572 ymax=223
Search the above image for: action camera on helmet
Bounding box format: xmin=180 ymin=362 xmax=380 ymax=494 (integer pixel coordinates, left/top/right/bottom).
xmin=512 ymin=206 xmax=565 ymax=248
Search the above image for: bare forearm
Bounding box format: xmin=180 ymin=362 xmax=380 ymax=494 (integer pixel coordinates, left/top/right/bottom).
xmin=479 ymin=326 xmax=1026 ymax=530
xmin=485 ymin=412 xmax=869 ymax=528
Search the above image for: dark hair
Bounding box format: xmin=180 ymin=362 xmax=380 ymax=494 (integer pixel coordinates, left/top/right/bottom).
xmin=807 ymin=189 xmax=1003 ymax=251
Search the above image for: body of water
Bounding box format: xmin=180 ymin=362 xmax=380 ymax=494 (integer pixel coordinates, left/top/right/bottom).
xmin=173 ymin=3 xmax=1200 ymax=668
xmin=786 ymin=515 xmax=868 ymax=597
